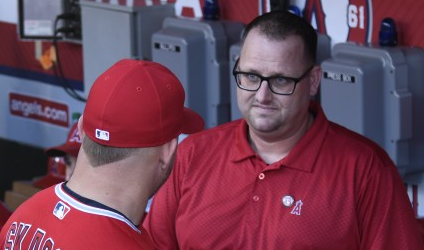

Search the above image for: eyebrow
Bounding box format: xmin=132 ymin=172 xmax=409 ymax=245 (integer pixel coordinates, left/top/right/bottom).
xmin=237 ymin=67 xmax=301 ymax=79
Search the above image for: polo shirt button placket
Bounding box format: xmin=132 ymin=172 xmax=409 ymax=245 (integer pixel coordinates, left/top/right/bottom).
xmin=258 ymin=173 xmax=265 ymax=180
xmin=252 ymin=173 xmax=265 ymax=202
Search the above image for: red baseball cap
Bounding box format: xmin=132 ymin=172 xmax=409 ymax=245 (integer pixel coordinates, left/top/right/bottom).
xmin=83 ymin=59 xmax=205 ymax=147
xmin=45 ymin=122 xmax=81 ymax=157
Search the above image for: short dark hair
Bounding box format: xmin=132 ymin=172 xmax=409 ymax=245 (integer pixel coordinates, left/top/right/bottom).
xmin=82 ymin=135 xmax=140 ymax=167
xmin=241 ymin=10 xmax=317 ymax=64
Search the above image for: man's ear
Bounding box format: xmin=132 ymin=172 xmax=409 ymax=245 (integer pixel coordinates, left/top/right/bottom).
xmin=309 ymin=65 xmax=322 ymax=96
xmin=159 ymin=138 xmax=178 ymax=170
xmin=77 ymin=115 xmax=85 ymax=141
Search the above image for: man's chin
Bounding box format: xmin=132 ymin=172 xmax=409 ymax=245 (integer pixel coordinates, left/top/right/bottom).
xmin=249 ymin=118 xmax=277 ymax=133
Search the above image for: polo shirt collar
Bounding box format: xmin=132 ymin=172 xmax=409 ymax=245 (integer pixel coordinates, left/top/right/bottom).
xmin=230 ymin=101 xmax=329 ymax=173
xmin=231 ymin=119 xmax=256 ymax=162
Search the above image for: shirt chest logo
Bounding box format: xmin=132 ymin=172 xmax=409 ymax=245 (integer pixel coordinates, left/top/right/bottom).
xmin=290 ymin=200 xmax=303 ymax=216
xmin=53 ymin=201 xmax=71 ymax=220
xmin=281 ymin=195 xmax=303 ymax=216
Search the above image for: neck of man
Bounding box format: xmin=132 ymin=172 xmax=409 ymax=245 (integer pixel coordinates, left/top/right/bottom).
xmin=66 ymin=152 xmax=151 ymax=226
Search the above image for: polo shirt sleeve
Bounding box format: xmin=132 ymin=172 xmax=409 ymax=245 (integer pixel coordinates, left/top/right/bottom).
xmin=143 ymin=144 xmax=188 ymax=250
xmin=356 ymin=159 xmax=424 ymax=249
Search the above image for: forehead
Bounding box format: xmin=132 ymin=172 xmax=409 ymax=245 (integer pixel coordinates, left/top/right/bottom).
xmin=239 ymin=29 xmax=306 ymax=73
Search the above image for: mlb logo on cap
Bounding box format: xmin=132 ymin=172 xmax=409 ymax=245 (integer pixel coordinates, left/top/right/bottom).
xmin=96 ymin=129 xmax=110 ymax=141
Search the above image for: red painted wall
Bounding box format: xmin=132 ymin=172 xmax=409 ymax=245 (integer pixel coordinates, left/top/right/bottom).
xmin=1 ymin=0 xmax=424 ymax=85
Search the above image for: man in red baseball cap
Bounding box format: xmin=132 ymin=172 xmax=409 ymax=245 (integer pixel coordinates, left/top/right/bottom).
xmin=0 ymin=59 xmax=204 ymax=249
xmin=45 ymin=122 xmax=81 ymax=181
xmin=32 ymin=122 xmax=81 ymax=189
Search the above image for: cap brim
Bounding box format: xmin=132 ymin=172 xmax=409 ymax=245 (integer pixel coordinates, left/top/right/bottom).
xmin=181 ymin=108 xmax=205 ymax=134
xmin=45 ymin=144 xmax=79 ymax=157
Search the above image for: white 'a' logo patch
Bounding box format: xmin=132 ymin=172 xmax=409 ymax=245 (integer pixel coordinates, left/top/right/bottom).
xmin=291 ymin=200 xmax=303 ymax=216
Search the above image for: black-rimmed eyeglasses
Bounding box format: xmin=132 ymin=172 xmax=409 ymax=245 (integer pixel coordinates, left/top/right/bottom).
xmin=232 ymin=59 xmax=314 ymax=95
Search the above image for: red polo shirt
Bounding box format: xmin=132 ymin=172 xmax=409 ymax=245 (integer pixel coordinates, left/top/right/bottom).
xmin=145 ymin=101 xmax=423 ymax=250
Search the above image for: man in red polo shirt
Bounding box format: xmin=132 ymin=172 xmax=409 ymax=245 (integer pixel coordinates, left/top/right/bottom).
xmin=144 ymin=11 xmax=424 ymax=249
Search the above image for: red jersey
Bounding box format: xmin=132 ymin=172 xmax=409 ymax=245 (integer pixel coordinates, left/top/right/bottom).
xmin=145 ymin=101 xmax=424 ymax=250
xmin=0 ymin=202 xmax=11 ymax=230
xmin=1 ymin=183 xmax=153 ymax=249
